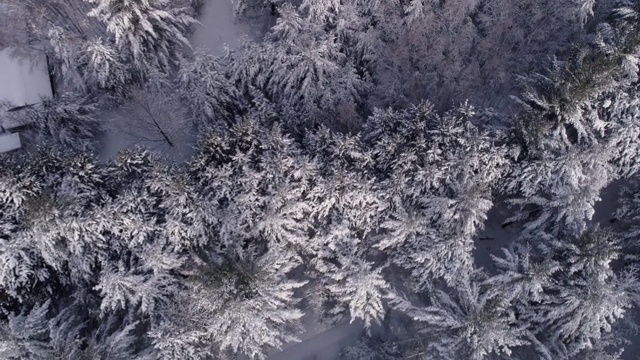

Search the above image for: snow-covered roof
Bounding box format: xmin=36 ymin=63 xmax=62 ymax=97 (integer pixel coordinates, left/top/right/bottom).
xmin=0 ymin=47 xmax=52 ymax=153
xmin=0 ymin=47 xmax=53 ymax=109
xmin=0 ymin=132 xmax=21 ymax=153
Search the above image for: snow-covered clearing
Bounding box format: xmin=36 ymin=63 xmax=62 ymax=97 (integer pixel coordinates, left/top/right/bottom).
xmin=190 ymin=0 xmax=255 ymax=56
xmin=97 ymin=105 xmax=197 ymax=163
xmin=266 ymin=320 xmax=363 ymax=360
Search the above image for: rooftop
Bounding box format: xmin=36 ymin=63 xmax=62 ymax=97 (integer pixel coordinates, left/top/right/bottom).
xmin=0 ymin=47 xmax=53 ymax=110
xmin=0 ymin=47 xmax=52 ymax=153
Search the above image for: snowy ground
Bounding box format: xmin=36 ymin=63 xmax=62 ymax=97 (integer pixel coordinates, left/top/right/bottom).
xmin=97 ymin=105 xmax=197 ymax=163
xmin=595 ymin=180 xmax=640 ymax=360
xmin=266 ymin=320 xmax=362 ymax=360
xmin=190 ymin=0 xmax=255 ymax=56
xmin=474 ymin=201 xmax=519 ymax=273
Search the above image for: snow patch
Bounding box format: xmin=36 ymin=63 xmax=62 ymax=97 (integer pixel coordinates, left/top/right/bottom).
xmin=97 ymin=105 xmax=197 ymax=164
xmin=190 ymin=0 xmax=253 ymax=56
xmin=266 ymin=320 xmax=362 ymax=360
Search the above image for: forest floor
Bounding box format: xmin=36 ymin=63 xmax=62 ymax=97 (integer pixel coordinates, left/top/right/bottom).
xmin=97 ymin=104 xmax=197 ymax=163
xmin=190 ymin=0 xmax=254 ymax=56
xmin=265 ymin=320 xmax=363 ymax=360
xmin=596 ymin=181 xmax=640 ymax=360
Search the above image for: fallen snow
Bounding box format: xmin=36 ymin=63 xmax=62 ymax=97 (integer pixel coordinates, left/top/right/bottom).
xmin=97 ymin=105 xmax=197 ymax=163
xmin=473 ymin=202 xmax=519 ymax=273
xmin=266 ymin=320 xmax=363 ymax=360
xmin=190 ymin=0 xmax=254 ymax=56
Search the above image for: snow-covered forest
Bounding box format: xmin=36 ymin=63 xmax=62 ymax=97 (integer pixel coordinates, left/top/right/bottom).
xmin=2 ymin=0 xmax=640 ymax=359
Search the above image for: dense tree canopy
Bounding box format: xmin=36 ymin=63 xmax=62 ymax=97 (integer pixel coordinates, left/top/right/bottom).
xmin=2 ymin=0 xmax=640 ymax=359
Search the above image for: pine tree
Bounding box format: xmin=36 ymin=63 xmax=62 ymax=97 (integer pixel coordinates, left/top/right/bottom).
xmin=366 ymin=102 xmax=511 ymax=288
xmin=538 ymin=270 xmax=639 ymax=355
xmin=0 ymin=302 xmax=53 ymax=360
xmin=578 ymin=0 xmax=596 ymax=25
xmin=505 ymin=144 xmax=616 ymax=241
xmin=0 ymin=150 xmax=108 ymax=303
xmin=47 ymin=298 xmax=145 ymax=360
xmin=506 ymin=227 xmax=640 ymax=356
xmin=10 ymin=93 xmax=101 ymax=152
xmin=393 ymin=276 xmax=529 ymax=359
xmin=605 ymin=90 xmax=640 ymax=177
xmin=47 ymin=26 xmax=86 ymax=91
xmin=230 ymin=4 xmax=365 ymax=123
xmin=314 ymin=240 xmax=391 ymax=333
xmin=504 ymin=3 xmax=640 ymax=241
xmin=94 ymin=264 xmax=178 ymax=316
xmin=151 ymin=250 xmax=307 ymax=360
xmin=190 ymin=118 xmax=316 ymax=253
xmin=487 ymin=245 xmax=561 ymax=303
xmin=79 ymin=37 xmax=131 ymax=94
xmin=86 ymin=0 xmax=196 ymax=72
xmin=403 ymin=0 xmax=431 ymax=24
xmin=300 ymin=0 xmax=341 ymax=21
xmin=176 ymin=50 xmax=241 ymax=127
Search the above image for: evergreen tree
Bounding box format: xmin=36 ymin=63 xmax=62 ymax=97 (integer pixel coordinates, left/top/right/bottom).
xmin=315 ymin=245 xmax=391 ymax=333
xmin=86 ymin=0 xmax=196 ymax=72
xmin=365 ymin=102 xmax=511 ymax=288
xmin=79 ymin=37 xmax=131 ymax=94
xmin=0 ymin=301 xmax=53 ymax=360
xmin=190 ymin=118 xmax=315 ymax=254
xmin=176 ymin=50 xmax=241 ymax=127
xmin=505 ymin=144 xmax=616 ymax=241
xmin=151 ymin=250 xmax=307 ymax=360
xmin=487 ymin=245 xmax=561 ymax=304
xmin=230 ymin=4 xmax=366 ymax=124
xmin=393 ymin=276 xmax=529 ymax=359
xmin=490 ymin=227 xmax=640 ymax=357
xmin=4 ymin=93 xmax=101 ymax=152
